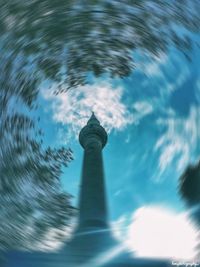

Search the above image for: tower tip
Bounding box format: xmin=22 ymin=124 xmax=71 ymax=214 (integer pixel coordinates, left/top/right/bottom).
xmin=87 ymin=112 xmax=100 ymax=125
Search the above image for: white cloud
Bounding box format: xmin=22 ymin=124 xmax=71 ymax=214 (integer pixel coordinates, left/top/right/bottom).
xmin=135 ymin=53 xmax=168 ymax=77
xmin=132 ymin=101 xmax=153 ymax=123
xmin=42 ymin=82 xmax=133 ymax=139
xmin=155 ymin=106 xmax=200 ymax=175
xmin=112 ymin=206 xmax=198 ymax=261
xmin=135 ymin=52 xmax=190 ymax=113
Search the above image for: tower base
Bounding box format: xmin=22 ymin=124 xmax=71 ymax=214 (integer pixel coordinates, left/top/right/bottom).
xmin=61 ymin=225 xmax=121 ymax=266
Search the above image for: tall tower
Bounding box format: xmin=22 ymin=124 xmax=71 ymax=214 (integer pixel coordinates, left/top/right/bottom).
xmin=78 ymin=112 xmax=108 ymax=230
xmin=64 ymin=113 xmax=116 ymax=265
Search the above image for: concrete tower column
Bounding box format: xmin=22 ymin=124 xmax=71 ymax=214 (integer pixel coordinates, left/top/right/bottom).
xmin=78 ymin=112 xmax=108 ymax=230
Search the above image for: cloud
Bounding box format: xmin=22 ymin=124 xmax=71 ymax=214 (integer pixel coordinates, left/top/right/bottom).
xmin=135 ymin=52 xmax=168 ymax=77
xmin=132 ymin=101 xmax=153 ymax=123
xmin=112 ymin=206 xmax=197 ymax=260
xmin=143 ymin=55 xmax=168 ymax=77
xmin=42 ymin=82 xmax=133 ymax=139
xmin=135 ymin=51 xmax=190 ymax=113
xmin=155 ymin=106 xmax=200 ymax=175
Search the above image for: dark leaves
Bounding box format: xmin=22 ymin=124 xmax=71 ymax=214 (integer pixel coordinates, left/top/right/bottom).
xmin=0 ymin=56 xmax=75 ymax=250
xmin=179 ymin=161 xmax=200 ymax=207
xmin=0 ymin=0 xmax=199 ymax=97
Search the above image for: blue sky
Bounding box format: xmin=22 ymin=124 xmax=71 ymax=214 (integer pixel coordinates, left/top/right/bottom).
xmin=36 ymin=44 xmax=200 ymax=259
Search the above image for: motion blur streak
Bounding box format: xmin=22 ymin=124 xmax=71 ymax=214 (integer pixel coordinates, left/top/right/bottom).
xmin=0 ymin=0 xmax=200 ymax=259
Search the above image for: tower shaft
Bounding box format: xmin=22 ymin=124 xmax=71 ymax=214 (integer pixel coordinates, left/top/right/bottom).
xmin=61 ymin=114 xmax=132 ymax=265
xmin=78 ymin=139 xmax=108 ymax=229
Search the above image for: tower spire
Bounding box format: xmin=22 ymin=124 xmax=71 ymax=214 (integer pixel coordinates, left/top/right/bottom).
xmin=87 ymin=112 xmax=100 ymax=126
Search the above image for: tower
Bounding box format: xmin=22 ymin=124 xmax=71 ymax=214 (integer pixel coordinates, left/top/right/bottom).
xmin=78 ymin=112 xmax=108 ymax=230
xmin=64 ymin=113 xmax=117 ymax=265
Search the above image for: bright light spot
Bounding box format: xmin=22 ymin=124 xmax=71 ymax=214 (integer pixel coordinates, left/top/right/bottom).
xmin=113 ymin=206 xmax=197 ymax=260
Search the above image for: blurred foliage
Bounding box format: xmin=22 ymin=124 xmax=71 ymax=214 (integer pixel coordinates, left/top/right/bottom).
xmin=0 ymin=52 xmax=75 ymax=251
xmin=0 ymin=191 xmax=75 ymax=251
xmin=179 ymin=161 xmax=200 ymax=208
xmin=0 ymin=0 xmax=199 ymax=98
xmin=179 ymin=161 xmax=200 ymax=259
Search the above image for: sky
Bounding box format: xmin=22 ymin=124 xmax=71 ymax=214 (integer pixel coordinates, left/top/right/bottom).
xmin=36 ymin=44 xmax=200 ymax=260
